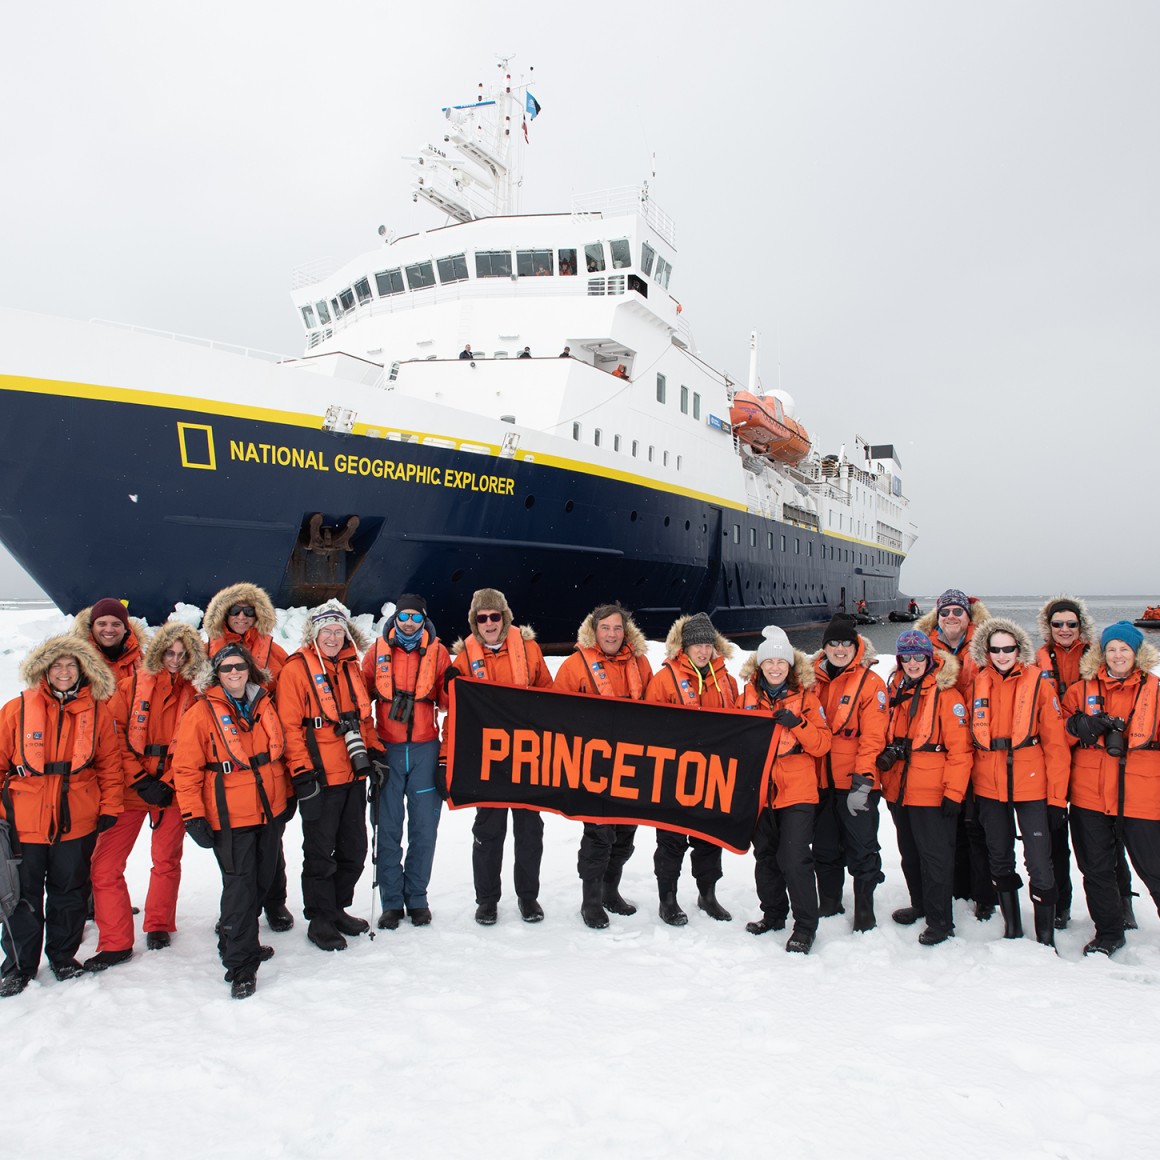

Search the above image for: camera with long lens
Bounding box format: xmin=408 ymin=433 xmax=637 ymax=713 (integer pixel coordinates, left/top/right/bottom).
xmin=1104 ymin=715 xmax=1129 ymax=758
xmin=386 ymin=690 xmax=416 ymax=724
xmin=876 ymin=739 xmax=911 ymax=773
xmin=337 ymin=712 xmax=372 ymax=775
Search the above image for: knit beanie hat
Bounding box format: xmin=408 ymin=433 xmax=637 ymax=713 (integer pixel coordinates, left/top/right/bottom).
xmin=90 ymin=597 xmax=131 ymax=634
xmin=395 ymin=594 xmax=427 ymax=616
xmin=755 ymin=625 xmax=794 ymax=665
xmin=822 ymin=613 xmax=859 ymax=648
xmin=213 ymin=642 xmax=247 ymax=669
xmin=1101 ymin=621 xmax=1143 ymax=654
xmin=936 ymin=589 xmax=970 ymax=613
xmin=681 ymin=613 xmax=717 ymax=651
xmin=896 ymin=629 xmax=934 ymax=659
xmin=1046 ymin=599 xmax=1081 ymax=622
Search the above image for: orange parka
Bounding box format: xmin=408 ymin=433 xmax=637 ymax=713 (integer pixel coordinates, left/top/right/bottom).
xmin=171 ymin=682 xmax=290 ymax=830
xmin=361 ymin=620 xmax=451 ymax=746
xmin=914 ymin=599 xmax=991 ymax=697
xmin=449 ymin=627 xmax=554 ymax=688
xmin=810 ymin=636 xmax=889 ymax=790
xmin=966 ymin=619 xmax=1070 ymax=806
xmin=203 ymin=582 xmax=288 ymax=688
xmin=645 ymin=617 xmax=738 ymax=710
xmin=107 ymin=623 xmax=204 ymax=811
xmin=1061 ymin=639 xmax=1160 ymax=822
xmin=554 ymin=611 xmax=654 ymax=700
xmin=0 ymin=636 xmax=123 ymax=844
xmin=880 ymin=650 xmax=973 ymax=808
xmin=739 ymin=651 xmax=830 ymax=809
xmin=73 ymin=605 xmax=148 ymax=684
xmin=1034 ymin=594 xmax=1098 ymax=696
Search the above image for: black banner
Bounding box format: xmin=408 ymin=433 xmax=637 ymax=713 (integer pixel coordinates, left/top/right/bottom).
xmin=445 ymin=680 xmax=777 ymax=853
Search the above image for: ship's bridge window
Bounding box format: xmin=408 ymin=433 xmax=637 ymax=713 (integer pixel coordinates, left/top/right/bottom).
xmin=405 ymin=261 xmax=436 ymax=290
xmin=338 ymin=287 xmax=356 ymax=313
xmin=558 ymin=248 xmax=577 ymax=276
xmin=300 ymin=305 xmax=316 ymax=330
xmin=654 ymin=258 xmax=672 ymax=288
xmin=354 ymin=277 xmax=373 ymax=305
xmin=330 ymin=298 xmax=340 ymax=319
xmin=610 ymin=239 xmax=632 ymax=269
xmin=517 ymin=250 xmax=554 ymax=276
xmin=375 ymin=269 xmax=404 ymax=296
xmin=584 ymin=243 xmax=606 ymax=273
xmin=437 ymin=253 xmax=469 ymax=283
xmin=315 ymin=300 xmax=331 ymax=324
xmin=640 ymin=242 xmax=656 ymax=276
xmin=475 ymin=251 xmax=512 ymax=278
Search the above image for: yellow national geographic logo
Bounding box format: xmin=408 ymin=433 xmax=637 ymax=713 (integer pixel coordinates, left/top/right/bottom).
xmin=177 ymin=422 xmax=216 ymax=470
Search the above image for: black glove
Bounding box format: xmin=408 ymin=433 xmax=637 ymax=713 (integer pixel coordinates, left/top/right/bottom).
xmin=1047 ymin=804 xmax=1068 ymax=832
xmin=1068 ymin=711 xmax=1110 ymax=747
xmin=771 ymin=708 xmax=802 ymax=730
xmin=96 ymin=814 xmax=118 ymax=833
xmin=444 ymin=667 xmax=461 ymax=694
xmin=133 ymin=774 xmax=174 ymax=809
xmin=435 ymin=759 xmax=449 ymax=801
xmin=292 ymin=770 xmax=325 ymax=823
xmin=184 ymin=816 xmax=215 ymax=848
xmin=940 ymin=795 xmax=961 ymax=819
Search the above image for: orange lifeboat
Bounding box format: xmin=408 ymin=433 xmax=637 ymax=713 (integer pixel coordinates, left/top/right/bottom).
xmin=728 ymin=391 xmax=811 ymax=466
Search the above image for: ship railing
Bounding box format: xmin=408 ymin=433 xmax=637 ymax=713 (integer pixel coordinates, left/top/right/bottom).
xmin=90 ymin=319 xmax=290 ymax=363
xmin=570 ymin=186 xmax=676 ymax=247
xmin=877 ymin=531 xmax=903 ymax=550
xmin=809 ymin=482 xmax=850 ymax=506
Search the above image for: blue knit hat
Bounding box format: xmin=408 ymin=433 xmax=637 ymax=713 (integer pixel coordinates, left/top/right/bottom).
xmin=1101 ymin=621 xmax=1143 ymax=654
xmin=896 ymin=629 xmax=934 ymax=659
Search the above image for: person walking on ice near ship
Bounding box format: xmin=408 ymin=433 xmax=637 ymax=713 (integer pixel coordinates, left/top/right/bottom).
xmin=740 ymin=626 xmax=831 ymax=954
xmin=644 ymin=613 xmax=738 ymax=926
xmin=86 ymin=623 xmax=205 ymax=972
xmin=73 ymin=597 xmax=148 ymax=683
xmin=881 ymin=630 xmax=973 ymax=946
xmin=807 ymin=613 xmax=889 ymax=932
xmin=171 ymin=644 xmax=290 ymax=998
xmin=0 ymin=636 xmax=123 ymax=996
xmin=1035 ymin=595 xmax=1136 ymax=931
xmin=966 ymin=618 xmax=1069 ymax=948
xmin=204 ymin=583 xmax=293 ymax=933
xmin=448 ymin=588 xmax=554 ymax=925
xmin=361 ymin=595 xmax=450 ymax=931
xmin=277 ymin=601 xmax=382 ymax=953
xmin=554 ymin=603 xmax=654 ymax=929
xmin=1061 ymin=621 xmax=1160 ymax=958
xmin=916 ymin=589 xmax=997 ymax=921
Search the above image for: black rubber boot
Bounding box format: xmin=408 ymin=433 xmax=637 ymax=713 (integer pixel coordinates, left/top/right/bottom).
xmin=83 ymin=949 xmax=133 ymax=973
xmin=145 ymin=931 xmax=170 ymax=950
xmin=852 ymin=879 xmax=877 ymax=932
xmin=658 ymin=882 xmax=688 ymax=926
xmin=518 ymin=898 xmax=544 ymax=922
xmin=1054 ymin=906 xmax=1070 ymax=931
xmin=696 ymin=881 xmax=732 ymax=921
xmin=785 ymin=926 xmax=815 ymax=954
xmin=745 ymin=914 xmax=786 ymax=935
xmin=408 ymin=907 xmax=432 ymax=926
xmin=918 ymin=926 xmax=954 ymax=946
xmin=581 ymin=879 xmax=609 ymax=929
xmin=975 ymin=901 xmax=995 ymax=921
xmin=0 ymin=973 xmax=32 ymax=997
xmin=377 ymin=909 xmax=404 ymax=930
xmin=1032 ymin=902 xmax=1056 ymax=949
xmin=891 ymin=905 xmax=925 ymax=926
xmin=50 ymin=958 xmax=85 ymax=981
xmin=602 ymin=873 xmax=637 ymax=916
xmin=231 ymin=974 xmax=257 ymax=1000
xmin=817 ymin=894 xmax=845 ymax=918
xmin=307 ymin=920 xmax=348 ymax=951
xmin=264 ymin=903 xmax=294 ymax=932
xmin=475 ymin=903 xmax=498 ymax=925
xmin=1122 ymin=895 xmax=1139 ymax=930
xmin=997 ymin=891 xmax=1023 ymax=939
xmin=334 ymin=911 xmax=370 ymax=937
xmin=1084 ymin=933 xmax=1126 ymax=957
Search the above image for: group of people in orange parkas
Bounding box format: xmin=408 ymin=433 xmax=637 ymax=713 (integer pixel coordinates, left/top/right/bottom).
xmin=5 ymin=583 xmax=1160 ymax=1000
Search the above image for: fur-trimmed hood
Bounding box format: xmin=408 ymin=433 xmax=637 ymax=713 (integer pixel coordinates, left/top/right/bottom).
xmin=809 ymin=634 xmax=878 ymax=675
xmin=662 ymin=615 xmax=735 ymax=662
xmin=297 ymin=598 xmax=370 ymax=654
xmin=451 ymin=623 xmax=536 ymax=659
xmin=888 ymin=648 xmax=961 ymax=691
xmin=72 ymin=606 xmax=149 ymax=654
xmin=1036 ymin=595 xmax=1098 ymax=649
xmin=203 ymin=582 xmax=278 ymax=641
xmin=1079 ymin=638 xmax=1160 ymax=681
xmin=915 ymin=598 xmax=991 ymax=641
xmin=968 ymin=617 xmax=1035 ymax=671
xmin=142 ymin=622 xmax=206 ymax=680
xmin=740 ymin=648 xmax=816 ymax=691
xmin=20 ymin=634 xmax=117 ymax=701
xmin=576 ymin=609 xmax=648 ymax=658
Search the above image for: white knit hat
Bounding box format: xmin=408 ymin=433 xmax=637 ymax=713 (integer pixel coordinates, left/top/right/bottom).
xmin=755 ymin=625 xmax=794 ymax=665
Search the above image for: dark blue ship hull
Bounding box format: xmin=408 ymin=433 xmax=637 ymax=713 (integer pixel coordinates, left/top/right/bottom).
xmin=0 ymin=385 xmax=906 ymax=643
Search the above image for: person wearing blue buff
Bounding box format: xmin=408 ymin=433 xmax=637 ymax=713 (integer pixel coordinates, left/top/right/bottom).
xmin=361 ymin=596 xmax=451 ymax=930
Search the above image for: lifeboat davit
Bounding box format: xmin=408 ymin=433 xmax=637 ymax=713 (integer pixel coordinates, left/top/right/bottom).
xmin=728 ymin=391 xmax=812 ymax=466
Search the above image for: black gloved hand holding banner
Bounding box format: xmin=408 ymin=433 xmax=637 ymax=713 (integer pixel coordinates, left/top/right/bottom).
xmin=445 ymin=680 xmax=777 ymax=853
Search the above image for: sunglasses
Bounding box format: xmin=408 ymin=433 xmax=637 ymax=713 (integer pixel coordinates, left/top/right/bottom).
xmin=827 ymin=640 xmax=855 ymax=648
xmin=476 ymin=612 xmax=503 ymax=624
xmin=396 ymin=612 xmax=423 ymax=623
xmin=988 ymin=645 xmax=1018 ymax=655
xmin=1050 ymin=620 xmax=1079 ymax=630
xmin=228 ymin=606 xmax=256 ymax=619
xmin=217 ymin=662 xmax=248 ymax=674
xmin=938 ymin=607 xmax=966 ymax=618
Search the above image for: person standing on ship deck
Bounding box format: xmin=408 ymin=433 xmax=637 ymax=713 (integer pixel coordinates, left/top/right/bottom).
xmin=459 ymin=345 xmax=473 ymax=359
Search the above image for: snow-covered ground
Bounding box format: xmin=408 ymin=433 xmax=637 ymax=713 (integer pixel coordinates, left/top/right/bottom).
xmin=2 ymin=605 xmax=1159 ymax=1159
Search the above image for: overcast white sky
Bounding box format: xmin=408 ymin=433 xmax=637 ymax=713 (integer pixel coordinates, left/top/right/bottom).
xmin=1 ymin=1 xmax=1157 ymax=601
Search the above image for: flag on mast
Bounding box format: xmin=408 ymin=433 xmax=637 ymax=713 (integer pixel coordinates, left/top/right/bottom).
xmin=526 ymin=92 xmax=541 ymax=119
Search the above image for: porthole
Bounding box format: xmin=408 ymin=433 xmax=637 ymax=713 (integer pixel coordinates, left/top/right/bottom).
xmin=565 ymin=500 xmax=574 ymax=513
xmin=685 ymin=520 xmax=691 ymax=531
xmin=525 ymin=495 xmax=535 ymax=509
xmin=531 ymin=572 xmax=543 ymax=584
xmin=630 ymin=510 xmax=638 ymax=522
xmin=635 ymin=576 xmax=648 ymax=587
xmin=664 ymin=516 xmax=670 ymax=527
xmin=451 ymin=569 xmax=464 ymax=583
xmin=582 ymin=573 xmax=594 ymax=585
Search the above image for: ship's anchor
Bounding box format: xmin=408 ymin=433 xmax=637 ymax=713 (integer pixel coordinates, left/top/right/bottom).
xmin=307 ymin=513 xmax=360 ymax=555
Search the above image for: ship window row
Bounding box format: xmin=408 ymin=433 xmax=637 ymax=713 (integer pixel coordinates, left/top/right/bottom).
xmin=300 ymin=240 xmax=675 ymax=331
xmin=656 ymin=374 xmax=701 ymax=420
xmin=573 ymin=424 xmax=682 ymax=471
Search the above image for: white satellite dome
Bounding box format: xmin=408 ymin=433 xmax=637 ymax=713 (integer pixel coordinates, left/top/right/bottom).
xmin=769 ymin=389 xmax=796 ymax=419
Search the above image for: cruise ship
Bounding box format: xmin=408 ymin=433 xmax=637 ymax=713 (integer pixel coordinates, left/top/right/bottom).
xmin=0 ymin=65 xmax=917 ymax=644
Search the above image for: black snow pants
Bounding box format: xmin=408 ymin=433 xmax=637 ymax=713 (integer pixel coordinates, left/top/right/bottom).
xmin=216 ymin=819 xmax=286 ymax=981
xmin=813 ymin=788 xmax=884 ymax=902
xmin=301 ymin=781 xmax=367 ymax=923
xmin=654 ymin=829 xmax=721 ymax=893
xmin=1070 ymin=807 xmax=1160 ymax=939
xmin=891 ymin=802 xmax=958 ymax=935
xmin=473 ymin=807 xmax=544 ymax=903
xmin=751 ymin=804 xmax=818 ymax=932
xmin=578 ymin=823 xmax=636 ymax=882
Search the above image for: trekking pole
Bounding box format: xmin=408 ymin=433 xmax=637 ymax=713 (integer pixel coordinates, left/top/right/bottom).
xmin=368 ymin=776 xmax=379 ymax=940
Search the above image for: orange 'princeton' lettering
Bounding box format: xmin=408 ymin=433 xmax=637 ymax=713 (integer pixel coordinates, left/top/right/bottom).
xmin=705 ymin=755 xmax=737 ymax=812
xmin=480 ymin=729 xmax=510 ymax=781
xmin=611 ymin=742 xmax=644 ymax=800
xmin=582 ymin=738 xmax=612 ymax=794
xmin=646 ymin=746 xmax=677 ymax=803
xmin=553 ymin=735 xmax=582 ymax=789
xmin=511 ymin=730 xmax=540 ymax=785
xmin=675 ymin=751 xmax=707 ymax=807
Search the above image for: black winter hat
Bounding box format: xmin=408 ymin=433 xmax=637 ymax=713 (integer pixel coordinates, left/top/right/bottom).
xmin=1046 ymin=599 xmax=1081 ymax=621
xmin=822 ymin=613 xmax=859 ymax=648
xmin=395 ymin=594 xmax=427 ymax=615
xmin=681 ymin=613 xmax=717 ymax=650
